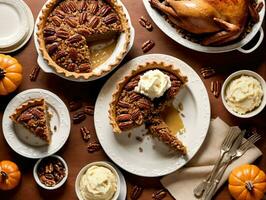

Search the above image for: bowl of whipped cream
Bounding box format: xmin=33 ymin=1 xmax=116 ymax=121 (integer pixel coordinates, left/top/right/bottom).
xmin=75 ymin=161 xmax=120 ymax=200
xmin=221 ymin=70 xmax=266 ymax=118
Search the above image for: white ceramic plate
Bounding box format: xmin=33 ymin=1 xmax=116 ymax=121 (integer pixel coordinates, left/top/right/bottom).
xmin=2 ymin=89 xmax=71 ymax=159
xmin=0 ymin=0 xmax=34 ymax=53
xmin=34 ymin=0 xmax=135 ymax=82
xmin=94 ymin=54 xmax=211 ymax=177
xmin=143 ymin=0 xmax=265 ymax=53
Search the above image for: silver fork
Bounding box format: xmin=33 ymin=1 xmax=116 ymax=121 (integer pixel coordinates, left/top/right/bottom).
xmin=203 ymin=132 xmax=261 ymax=200
xmin=193 ymin=127 xmax=241 ymax=198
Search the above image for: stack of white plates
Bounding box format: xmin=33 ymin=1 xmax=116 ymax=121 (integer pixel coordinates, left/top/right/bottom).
xmin=0 ymin=0 xmax=34 ymax=53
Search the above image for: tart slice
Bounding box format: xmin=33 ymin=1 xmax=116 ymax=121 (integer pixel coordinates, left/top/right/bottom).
xmin=109 ymin=61 xmax=188 ymax=154
xmin=10 ymin=98 xmax=52 ymax=144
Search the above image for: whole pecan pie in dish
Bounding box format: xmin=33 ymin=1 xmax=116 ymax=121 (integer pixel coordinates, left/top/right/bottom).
xmin=109 ymin=61 xmax=188 ymax=154
xmin=10 ymin=99 xmax=52 ymax=144
xmin=37 ymin=0 xmax=131 ymax=79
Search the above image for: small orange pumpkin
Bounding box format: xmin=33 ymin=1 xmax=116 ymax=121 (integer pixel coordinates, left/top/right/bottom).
xmin=229 ymin=164 xmax=266 ymax=200
xmin=0 ymin=54 xmax=23 ymax=96
xmin=0 ymin=160 xmax=21 ymax=190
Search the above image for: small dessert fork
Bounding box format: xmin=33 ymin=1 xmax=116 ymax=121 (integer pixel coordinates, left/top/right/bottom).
xmin=203 ymin=132 xmax=261 ymax=200
xmin=193 ymin=127 xmax=240 ymax=198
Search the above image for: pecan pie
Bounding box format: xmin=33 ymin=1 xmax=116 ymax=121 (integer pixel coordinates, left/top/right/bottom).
xmin=10 ymin=99 xmax=52 ymax=144
xmin=37 ymin=0 xmax=130 ymax=79
xmin=109 ymin=61 xmax=188 ymax=154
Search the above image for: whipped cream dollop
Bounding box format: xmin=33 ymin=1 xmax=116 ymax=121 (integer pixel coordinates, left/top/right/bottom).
xmin=225 ymin=75 xmax=263 ymax=114
xmin=134 ymin=69 xmax=171 ymax=100
xmin=79 ymin=165 xmax=117 ymax=200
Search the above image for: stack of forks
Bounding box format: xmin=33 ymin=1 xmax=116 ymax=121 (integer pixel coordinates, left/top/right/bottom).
xmin=193 ymin=127 xmax=261 ymax=200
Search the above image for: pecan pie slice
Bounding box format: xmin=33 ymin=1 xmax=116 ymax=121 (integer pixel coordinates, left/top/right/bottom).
xmin=109 ymin=61 xmax=188 ymax=154
xmin=37 ymin=0 xmax=130 ymax=79
xmin=10 ymin=99 xmax=52 ymax=144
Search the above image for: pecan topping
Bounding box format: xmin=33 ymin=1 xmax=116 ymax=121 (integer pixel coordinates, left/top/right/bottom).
xmin=97 ymin=6 xmax=111 ymax=17
xmin=117 ymin=114 xmax=131 ymax=122
xmin=69 ymin=101 xmax=82 ymax=112
xmin=60 ymin=3 xmax=70 ymax=13
xmin=67 ymin=63 xmax=77 ymax=72
xmin=119 ymin=121 xmax=134 ymax=130
xmin=55 ymin=10 xmax=66 ymax=19
xmin=118 ymin=100 xmax=130 ymax=108
xmin=152 ymin=189 xmax=167 ymax=200
xmin=77 ymin=28 xmax=90 ymax=38
xmin=137 ymin=98 xmax=150 ymax=110
xmin=142 ymin=40 xmax=155 ymax=53
xmin=84 ymin=106 xmax=94 ymax=115
xmin=88 ymin=16 xmax=100 ymax=28
xmin=69 ymin=48 xmax=78 ymax=61
xmin=47 ymin=43 xmax=59 ymax=54
xmin=104 ymin=13 xmax=118 ymax=25
xmin=67 ymin=34 xmax=83 ymax=43
xmin=125 ymin=80 xmax=139 ymax=91
xmin=79 ymin=12 xmax=87 ymax=24
xmin=79 ymin=0 xmax=88 ymax=12
xmin=68 ymin=1 xmax=77 ymax=12
xmin=87 ymin=142 xmax=101 ymax=153
xmin=80 ymin=126 xmax=91 ymax=142
xmin=78 ymin=63 xmax=91 ymax=73
xmin=44 ymin=27 xmax=55 ymax=36
xmin=51 ymin=16 xmax=62 ymax=27
xmin=131 ymin=108 xmax=141 ymax=120
xmin=56 ymin=50 xmax=68 ymax=60
xmin=29 ymin=66 xmax=41 ymax=82
xmin=18 ymin=113 xmax=33 ymax=122
xmin=72 ymin=111 xmax=86 ymax=124
xmin=44 ymin=36 xmax=57 ymax=44
xmin=56 ymin=29 xmax=69 ymax=39
xmin=129 ymin=93 xmax=141 ymax=101
xmin=65 ymin=17 xmax=78 ymax=28
xmin=88 ymin=1 xmax=98 ymax=14
xmin=130 ymin=185 xmax=143 ymax=200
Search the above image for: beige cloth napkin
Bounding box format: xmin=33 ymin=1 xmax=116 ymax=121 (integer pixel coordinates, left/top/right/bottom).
xmin=161 ymin=117 xmax=262 ymax=200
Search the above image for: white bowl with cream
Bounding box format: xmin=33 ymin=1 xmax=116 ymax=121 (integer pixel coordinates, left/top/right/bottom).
xmin=75 ymin=161 xmax=120 ymax=200
xmin=221 ymin=70 xmax=266 ymax=118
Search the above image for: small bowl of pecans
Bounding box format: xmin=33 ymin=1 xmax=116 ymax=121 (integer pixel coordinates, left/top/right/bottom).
xmin=33 ymin=155 xmax=68 ymax=190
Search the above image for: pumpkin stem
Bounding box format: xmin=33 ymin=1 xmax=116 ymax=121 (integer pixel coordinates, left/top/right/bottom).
xmin=0 ymin=171 xmax=8 ymax=182
xmin=0 ymin=68 xmax=6 ymax=79
xmin=245 ymin=181 xmax=254 ymax=192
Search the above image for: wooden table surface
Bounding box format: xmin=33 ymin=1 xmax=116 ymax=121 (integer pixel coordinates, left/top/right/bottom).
xmin=0 ymin=0 xmax=266 ymax=199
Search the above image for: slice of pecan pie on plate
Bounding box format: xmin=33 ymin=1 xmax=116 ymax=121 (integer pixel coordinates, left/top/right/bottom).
xmin=37 ymin=0 xmax=131 ymax=79
xmin=10 ymin=98 xmax=52 ymax=144
xmin=109 ymin=61 xmax=188 ymax=155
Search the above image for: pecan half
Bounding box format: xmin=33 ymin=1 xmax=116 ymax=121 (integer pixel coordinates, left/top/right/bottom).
xmin=51 ymin=16 xmax=62 ymax=27
xmin=69 ymin=48 xmax=78 ymax=61
xmin=137 ymin=98 xmax=150 ymax=110
xmin=79 ymin=0 xmax=88 ymax=12
xmin=129 ymin=93 xmax=141 ymax=101
xmin=78 ymin=63 xmax=91 ymax=73
xmin=88 ymin=16 xmax=100 ymax=28
xmin=152 ymin=189 xmax=167 ymax=200
xmin=84 ymin=106 xmax=94 ymax=115
xmin=97 ymin=6 xmax=111 ymax=17
xmin=65 ymin=17 xmax=78 ymax=28
xmin=104 ymin=13 xmax=118 ymax=25
xmin=119 ymin=121 xmax=134 ymax=130
xmin=47 ymin=43 xmax=59 ymax=54
xmin=80 ymin=126 xmax=91 ymax=142
xmin=131 ymin=108 xmax=141 ymax=120
xmin=44 ymin=27 xmax=56 ymax=36
xmin=29 ymin=66 xmax=40 ymax=82
xmin=118 ymin=100 xmax=130 ymax=108
xmin=68 ymin=1 xmax=77 ymax=12
xmin=117 ymin=114 xmax=131 ymax=122
xmin=77 ymin=28 xmax=91 ymax=38
xmin=67 ymin=34 xmax=83 ymax=43
xmin=55 ymin=10 xmax=66 ymax=19
xmin=56 ymin=50 xmax=68 ymax=60
xmin=72 ymin=111 xmax=86 ymax=124
xmin=130 ymin=185 xmax=143 ymax=200
xmin=18 ymin=113 xmax=33 ymax=122
xmin=67 ymin=63 xmax=77 ymax=72
xmin=125 ymin=80 xmax=138 ymax=91
xmin=69 ymin=101 xmax=82 ymax=112
xmin=79 ymin=12 xmax=87 ymax=24
xmin=142 ymin=40 xmax=155 ymax=53
xmin=87 ymin=142 xmax=101 ymax=153
xmin=44 ymin=36 xmax=57 ymax=44
xmin=88 ymin=1 xmax=98 ymax=14
xmin=139 ymin=16 xmax=153 ymax=31
xmin=56 ymin=29 xmax=69 ymax=39
xmin=60 ymin=3 xmax=70 ymax=13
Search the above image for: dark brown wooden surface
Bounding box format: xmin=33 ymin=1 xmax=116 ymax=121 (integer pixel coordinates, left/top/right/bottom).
xmin=0 ymin=0 xmax=265 ymax=199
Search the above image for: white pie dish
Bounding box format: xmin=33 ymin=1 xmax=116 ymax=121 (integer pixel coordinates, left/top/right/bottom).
xmin=34 ymin=0 xmax=135 ymax=82
xmin=221 ymin=70 xmax=266 ymax=118
xmin=143 ymin=0 xmax=265 ymax=54
xmin=33 ymin=155 xmax=68 ymax=190
xmin=75 ymin=161 xmax=121 ymax=200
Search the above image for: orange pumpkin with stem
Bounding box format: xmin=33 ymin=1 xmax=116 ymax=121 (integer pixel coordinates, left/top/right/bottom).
xmin=0 ymin=160 xmax=21 ymax=190
xmin=229 ymin=164 xmax=266 ymax=200
xmin=0 ymin=54 xmax=23 ymax=96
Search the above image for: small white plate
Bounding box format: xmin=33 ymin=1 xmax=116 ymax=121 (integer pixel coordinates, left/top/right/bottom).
xmin=94 ymin=54 xmax=211 ymax=177
xmin=2 ymin=89 xmax=71 ymax=159
xmin=34 ymin=0 xmax=135 ymax=82
xmin=0 ymin=0 xmax=34 ymax=53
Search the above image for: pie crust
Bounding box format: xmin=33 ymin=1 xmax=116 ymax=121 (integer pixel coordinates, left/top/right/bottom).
xmin=10 ymin=98 xmax=52 ymax=144
xmin=109 ymin=61 xmax=188 ymax=154
xmin=37 ymin=0 xmax=131 ymax=79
